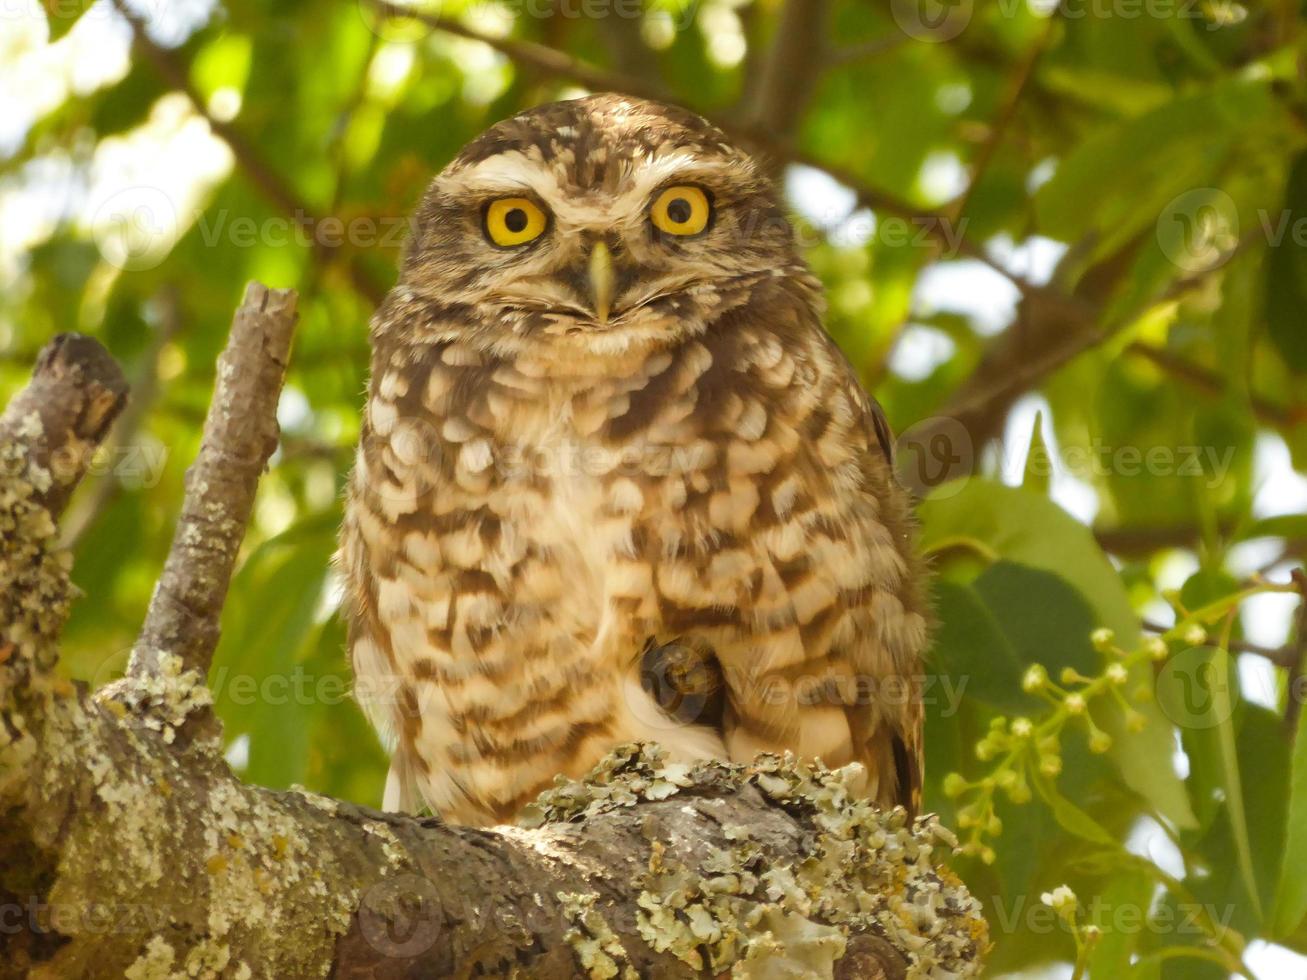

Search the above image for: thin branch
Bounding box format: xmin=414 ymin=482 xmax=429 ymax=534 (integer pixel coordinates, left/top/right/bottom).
xmin=1094 ymin=522 xmax=1230 ymax=556
xmin=740 ymin=0 xmax=831 ymax=140
xmin=1141 ymin=618 xmax=1298 ymax=668
xmin=827 ymin=34 xmax=910 ymax=68
xmin=591 ymin=6 xmax=667 ymax=96
xmin=110 ymin=0 xmax=300 ymax=218
xmin=1284 ymin=568 xmax=1307 ymax=733
xmin=949 ymin=19 xmax=1056 ymax=222
xmin=1125 ymin=341 xmax=1305 ymax=432
xmin=129 ymin=283 xmax=298 ymax=683
xmin=369 ymin=0 xmax=666 ymax=101
xmin=110 ymin=0 xmax=388 ymax=306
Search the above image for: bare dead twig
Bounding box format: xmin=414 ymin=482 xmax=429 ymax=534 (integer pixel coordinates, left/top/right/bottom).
xmin=129 ymin=283 xmax=298 ymax=682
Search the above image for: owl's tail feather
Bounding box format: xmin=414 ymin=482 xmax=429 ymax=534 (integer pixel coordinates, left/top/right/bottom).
xmin=383 ymin=749 xmax=419 ymax=813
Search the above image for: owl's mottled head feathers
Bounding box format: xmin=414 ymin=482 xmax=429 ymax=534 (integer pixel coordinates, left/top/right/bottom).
xmin=384 ymin=95 xmax=808 ymax=358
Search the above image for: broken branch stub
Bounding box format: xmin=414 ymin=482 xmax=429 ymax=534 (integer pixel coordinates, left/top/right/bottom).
xmin=0 ymin=333 xmax=129 ymax=520
xmin=130 ymin=283 xmax=298 ymax=684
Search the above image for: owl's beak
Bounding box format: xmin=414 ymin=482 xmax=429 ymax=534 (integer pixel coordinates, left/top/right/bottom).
xmin=587 ymin=241 xmax=615 ymax=325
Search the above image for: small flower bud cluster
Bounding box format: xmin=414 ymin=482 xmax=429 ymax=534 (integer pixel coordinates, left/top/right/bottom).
xmin=941 ymin=625 xmax=1198 ymax=860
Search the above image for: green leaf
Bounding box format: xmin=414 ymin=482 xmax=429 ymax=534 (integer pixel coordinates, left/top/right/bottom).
xmin=1086 ymin=866 xmax=1162 ymax=977
xmin=1209 ymin=643 xmax=1262 ymax=921
xmin=930 ymin=580 xmax=1028 ymax=713
xmin=920 ymin=481 xmax=1136 ymax=639
xmin=212 ymin=519 xmax=335 ymax=789
xmin=929 ymin=562 xmax=1099 ymax=713
xmin=191 ymin=33 xmax=254 ymax=100
xmin=42 ymin=0 xmax=85 ymax=40
xmin=1265 ymin=149 xmax=1307 ymax=373
xmin=1035 ymin=76 xmax=1273 ymax=263
xmin=1022 ymin=410 xmax=1052 ymax=495
xmin=1179 ymin=706 xmax=1289 ymax=940
xmin=1273 ymin=698 xmax=1307 ymax=938
xmin=1031 ymin=774 xmax=1117 ymax=847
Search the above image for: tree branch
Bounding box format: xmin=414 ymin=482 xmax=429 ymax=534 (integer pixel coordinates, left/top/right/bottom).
xmin=591 ymin=7 xmax=667 ymax=96
xmin=1126 ymin=341 xmax=1305 ymax=433
xmin=129 ymin=283 xmax=298 ymax=683
xmin=741 ymin=0 xmax=831 ymax=141
xmin=0 ymin=333 xmax=128 ymax=705
xmin=1141 ymin=618 xmax=1298 ymax=668
xmin=948 ymin=19 xmax=1055 ymax=223
xmin=369 ymin=0 xmax=667 ymax=101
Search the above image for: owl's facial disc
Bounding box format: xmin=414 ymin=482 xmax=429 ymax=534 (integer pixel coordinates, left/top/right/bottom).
xmin=445 ymin=164 xmax=779 ymax=333
xmin=403 ymin=96 xmax=800 ymax=348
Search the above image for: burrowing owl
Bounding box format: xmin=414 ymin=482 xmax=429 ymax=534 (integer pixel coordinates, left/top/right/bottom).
xmin=340 ymin=95 xmax=928 ymax=826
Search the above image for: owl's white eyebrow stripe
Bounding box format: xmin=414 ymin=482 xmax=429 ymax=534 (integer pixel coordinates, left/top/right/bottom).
xmin=447 ymin=149 xmax=749 ymax=221
xmin=446 ymin=151 xmax=557 ymax=197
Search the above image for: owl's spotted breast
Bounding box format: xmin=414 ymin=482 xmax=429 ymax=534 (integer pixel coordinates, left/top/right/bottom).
xmin=343 ymin=271 xmax=925 ymax=823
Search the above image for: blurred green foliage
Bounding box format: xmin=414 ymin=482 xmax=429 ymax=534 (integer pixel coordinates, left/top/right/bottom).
xmin=5 ymin=0 xmax=1307 ymax=975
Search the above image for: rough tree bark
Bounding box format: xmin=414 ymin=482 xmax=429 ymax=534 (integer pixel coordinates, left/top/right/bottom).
xmin=0 ymin=285 xmax=987 ymax=979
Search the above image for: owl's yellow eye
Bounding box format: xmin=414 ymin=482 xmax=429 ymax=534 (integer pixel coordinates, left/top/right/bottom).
xmin=484 ymin=197 xmax=548 ymax=247
xmin=650 ymin=185 xmax=712 ymax=237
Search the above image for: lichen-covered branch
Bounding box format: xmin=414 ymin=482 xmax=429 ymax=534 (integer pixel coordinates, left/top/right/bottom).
xmin=0 ymin=291 xmax=986 ymax=980
xmin=6 ymin=710 xmax=986 ymax=980
xmin=130 ymin=283 xmax=298 ymax=683
xmin=0 ymin=333 xmax=127 ymax=700
xmin=0 ymin=333 xmax=129 ymax=521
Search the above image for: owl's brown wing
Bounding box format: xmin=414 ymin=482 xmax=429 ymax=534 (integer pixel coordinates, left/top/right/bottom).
xmin=705 ymin=289 xmax=928 ymax=814
xmin=840 ymin=345 xmax=925 ymax=816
